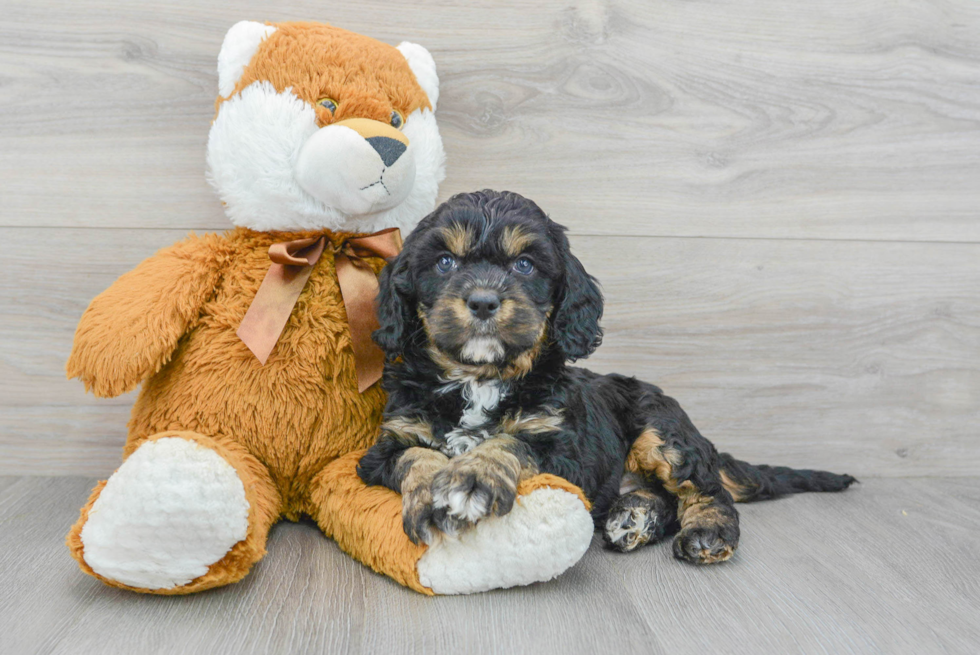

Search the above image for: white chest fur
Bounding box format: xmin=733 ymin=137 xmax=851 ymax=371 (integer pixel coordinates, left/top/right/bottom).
xmin=441 ymin=379 xmax=506 ymax=456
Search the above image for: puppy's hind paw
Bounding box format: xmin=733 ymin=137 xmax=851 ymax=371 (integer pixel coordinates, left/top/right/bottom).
xmin=672 ymin=525 xmax=738 ymax=564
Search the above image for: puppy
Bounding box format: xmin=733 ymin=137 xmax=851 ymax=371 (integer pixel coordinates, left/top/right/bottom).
xmin=357 ymin=190 xmax=856 ymax=564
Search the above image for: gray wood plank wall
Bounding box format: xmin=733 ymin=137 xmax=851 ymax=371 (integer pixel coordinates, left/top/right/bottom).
xmin=1 ymin=0 xmax=978 ymax=477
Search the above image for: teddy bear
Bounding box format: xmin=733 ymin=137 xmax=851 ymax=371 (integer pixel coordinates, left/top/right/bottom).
xmin=65 ymin=20 xmax=595 ymax=596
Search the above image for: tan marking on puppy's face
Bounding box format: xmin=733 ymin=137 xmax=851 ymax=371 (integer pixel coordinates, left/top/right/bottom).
xmin=499 ymin=225 xmax=538 ymax=258
xmin=424 ymin=296 xmax=474 ymax=345
xmin=412 ymin=207 xmax=558 ymax=380
xmin=440 ymin=222 xmax=474 ymax=258
xmin=424 ymin=327 xmax=547 ymax=383
xmin=425 ymin=343 xmax=497 ymax=380
xmin=421 ymin=284 xmax=547 ymax=378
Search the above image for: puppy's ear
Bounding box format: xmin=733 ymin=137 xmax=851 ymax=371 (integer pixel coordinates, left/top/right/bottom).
xmin=373 ymin=252 xmax=416 ymax=360
xmin=551 ymin=231 xmax=603 ymax=361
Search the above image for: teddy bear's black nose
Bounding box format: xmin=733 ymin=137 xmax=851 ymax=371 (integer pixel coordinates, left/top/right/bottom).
xmin=366 ymin=136 xmax=407 ymax=166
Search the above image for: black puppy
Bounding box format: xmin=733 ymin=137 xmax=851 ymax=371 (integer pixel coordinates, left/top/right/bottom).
xmin=358 ymin=190 xmax=855 ymax=564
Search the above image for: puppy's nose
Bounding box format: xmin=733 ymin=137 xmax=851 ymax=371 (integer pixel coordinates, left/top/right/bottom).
xmin=366 ymin=136 xmax=407 ymax=166
xmin=466 ymin=290 xmax=500 ymax=320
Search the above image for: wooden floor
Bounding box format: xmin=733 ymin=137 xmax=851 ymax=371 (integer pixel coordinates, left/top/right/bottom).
xmin=2 ymin=0 xmax=979 ymax=478
xmin=2 ymin=0 xmax=979 ymax=653
xmin=1 ymin=476 xmax=978 ymax=655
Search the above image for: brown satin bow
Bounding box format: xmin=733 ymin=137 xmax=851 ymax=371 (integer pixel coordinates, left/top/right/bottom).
xmin=237 ymin=228 xmax=403 ymax=392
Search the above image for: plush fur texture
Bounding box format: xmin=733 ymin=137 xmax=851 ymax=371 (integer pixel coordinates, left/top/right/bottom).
xmin=207 ymin=21 xmax=445 ymax=232
xmin=358 ymin=190 xmax=857 ymax=565
xmin=417 ymin=475 xmax=594 ymax=595
xmin=67 ymin=23 xmax=591 ymax=596
xmin=79 ymin=436 xmax=250 ymax=590
xmin=68 ymin=431 xmax=281 ymax=595
xmin=217 ymin=21 xmax=277 ymax=98
xmin=67 ymin=229 xmax=390 ymax=592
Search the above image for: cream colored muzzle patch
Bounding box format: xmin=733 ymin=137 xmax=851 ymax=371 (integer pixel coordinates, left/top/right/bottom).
xmin=295 ymin=117 xmax=416 ymax=216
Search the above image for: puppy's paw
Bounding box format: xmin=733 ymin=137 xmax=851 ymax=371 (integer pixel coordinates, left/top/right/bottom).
xmin=402 ymin=484 xmax=440 ymax=546
xmin=430 ymin=451 xmax=521 ymax=527
xmin=603 ymin=491 xmax=672 ymax=553
xmin=430 ymin=505 xmax=474 ymax=538
xmin=672 ymin=525 xmax=739 ymax=564
xmin=442 ymin=429 xmax=487 ymax=457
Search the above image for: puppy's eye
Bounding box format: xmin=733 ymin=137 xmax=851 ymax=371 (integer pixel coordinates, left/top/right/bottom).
xmin=390 ymin=110 xmax=404 ymax=129
xmin=512 ymin=257 xmax=534 ymax=275
xmin=317 ymin=98 xmax=338 ymax=114
xmin=436 ymin=254 xmax=457 ymax=274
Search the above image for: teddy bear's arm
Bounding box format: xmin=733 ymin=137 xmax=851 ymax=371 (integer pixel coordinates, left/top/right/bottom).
xmin=66 ymin=234 xmax=226 ymax=398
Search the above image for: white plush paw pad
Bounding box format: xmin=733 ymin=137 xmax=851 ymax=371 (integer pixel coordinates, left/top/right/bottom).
xmin=80 ymin=437 xmax=250 ymax=590
xmin=417 ymin=487 xmax=594 ymax=595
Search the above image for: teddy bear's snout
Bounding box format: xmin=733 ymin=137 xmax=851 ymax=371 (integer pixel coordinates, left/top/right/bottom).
xmin=294 ymin=117 xmax=417 ymax=216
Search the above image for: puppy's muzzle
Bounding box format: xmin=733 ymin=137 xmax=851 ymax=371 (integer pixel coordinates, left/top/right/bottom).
xmin=466 ymin=289 xmax=501 ymax=321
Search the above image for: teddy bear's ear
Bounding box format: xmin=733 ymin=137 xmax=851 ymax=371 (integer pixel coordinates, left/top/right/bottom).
xmin=217 ymin=21 xmax=277 ymax=98
xmin=397 ymin=42 xmax=439 ymax=110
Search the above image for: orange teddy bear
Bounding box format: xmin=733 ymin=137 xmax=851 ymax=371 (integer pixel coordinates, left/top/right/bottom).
xmin=65 ymin=21 xmax=594 ymax=596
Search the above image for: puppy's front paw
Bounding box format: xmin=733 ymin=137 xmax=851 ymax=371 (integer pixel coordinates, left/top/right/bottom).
xmin=429 ymin=505 xmax=474 ymax=539
xmin=672 ymin=525 xmax=739 ymax=564
xmin=430 ymin=451 xmax=521 ymax=532
xmin=402 ymin=484 xmax=439 ymax=546
xmin=603 ymin=491 xmax=673 ymax=553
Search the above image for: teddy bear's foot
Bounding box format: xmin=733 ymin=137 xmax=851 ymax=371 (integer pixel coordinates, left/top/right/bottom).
xmin=68 ymin=432 xmax=280 ymax=594
xmin=312 ymin=452 xmax=595 ymax=595
xmin=416 ymin=474 xmax=595 ymax=594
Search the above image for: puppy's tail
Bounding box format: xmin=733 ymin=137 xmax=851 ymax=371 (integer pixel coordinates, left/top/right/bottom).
xmin=718 ymin=453 xmax=857 ymax=503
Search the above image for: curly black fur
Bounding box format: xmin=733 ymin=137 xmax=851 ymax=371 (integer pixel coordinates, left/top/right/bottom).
xmin=358 ymin=190 xmax=856 ymax=562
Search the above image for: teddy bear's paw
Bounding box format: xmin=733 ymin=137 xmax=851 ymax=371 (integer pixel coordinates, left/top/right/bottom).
xmin=79 ymin=437 xmax=250 ymax=590
xmin=417 ymin=484 xmax=594 ymax=595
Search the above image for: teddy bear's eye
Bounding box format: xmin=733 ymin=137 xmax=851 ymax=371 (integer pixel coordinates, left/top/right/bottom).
xmin=317 ymin=97 xmax=338 ymax=114
xmin=390 ymin=110 xmax=404 ymax=129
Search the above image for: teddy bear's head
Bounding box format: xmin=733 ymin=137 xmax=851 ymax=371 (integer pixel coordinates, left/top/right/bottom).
xmin=207 ymin=21 xmax=446 ymax=234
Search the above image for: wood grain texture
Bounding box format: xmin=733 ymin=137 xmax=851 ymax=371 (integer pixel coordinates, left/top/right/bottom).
xmin=2 ymin=2 xmax=977 ymax=651
xmin=2 ymin=227 xmax=976 ymax=476
xmin=1 ymin=0 xmax=979 ymax=240
xmin=1 ymin=476 xmax=978 ymax=654
xmin=1 ymin=2 xmax=978 ymax=475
